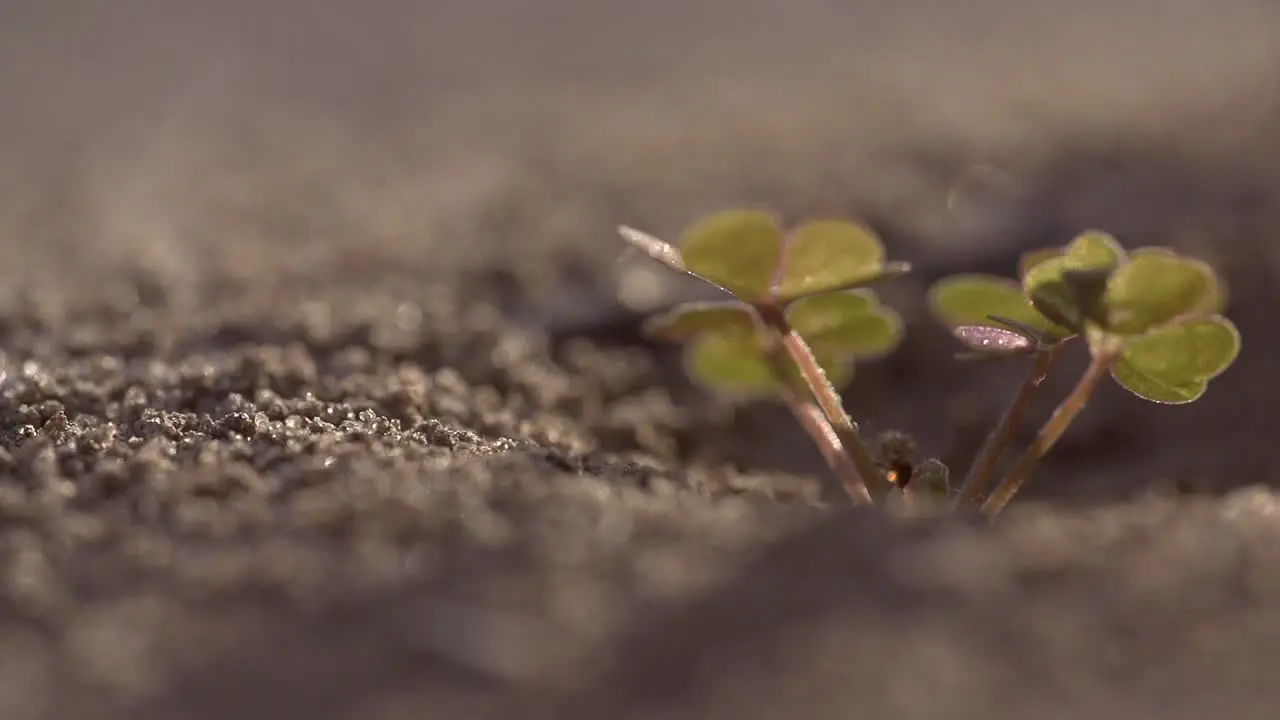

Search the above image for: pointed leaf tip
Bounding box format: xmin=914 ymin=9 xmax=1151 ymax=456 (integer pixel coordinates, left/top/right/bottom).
xmin=618 ymin=225 xmax=685 ymax=272
xmin=678 ymin=209 xmax=783 ymax=301
xmin=952 ymin=325 xmax=1035 ymax=356
xmin=773 ymin=220 xmax=888 ymax=299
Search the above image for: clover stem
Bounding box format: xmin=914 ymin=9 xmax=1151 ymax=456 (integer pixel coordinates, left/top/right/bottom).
xmin=782 ymin=330 xmax=891 ymax=500
xmin=980 ymin=347 xmax=1116 ymax=518
xmin=754 ymin=320 xmax=881 ymax=504
xmin=755 ymin=305 xmax=892 ymax=502
xmin=786 ymin=398 xmax=874 ymax=505
xmin=952 ymin=346 xmax=1060 ymax=510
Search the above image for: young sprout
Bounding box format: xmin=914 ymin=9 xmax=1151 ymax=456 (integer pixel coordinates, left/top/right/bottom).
xmin=618 ymin=209 xmax=910 ymax=503
xmin=871 ymin=429 xmax=953 ymax=506
xmin=927 ymin=231 xmax=1117 ymax=508
xmin=910 ymin=458 xmax=953 ymax=498
xmin=931 ymin=231 xmax=1241 ymax=517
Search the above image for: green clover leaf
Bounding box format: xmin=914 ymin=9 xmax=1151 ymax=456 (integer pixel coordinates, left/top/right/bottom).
xmin=1021 ymin=263 xmax=1080 ymax=331
xmin=632 ymin=210 xmax=911 ymax=304
xmin=927 ymin=273 xmax=1069 ymax=342
xmin=1109 ymin=359 xmax=1208 ymax=404
xmin=642 ymin=301 xmax=757 ymax=342
xmin=1017 ymin=246 xmax=1065 ymax=281
xmin=1062 ymin=231 xmax=1127 ymax=267
xmin=648 ymin=291 xmax=903 ymax=396
xmin=1022 ymin=230 xmax=1127 ymax=332
xmin=784 ymin=290 xmax=904 ymax=359
xmin=678 ymin=209 xmax=784 ymax=302
xmin=1109 ymin=315 xmax=1240 ymax=404
xmin=773 ymin=220 xmax=906 ymax=300
xmin=1103 ymin=248 xmax=1225 ymax=335
xmin=684 ymin=332 xmax=854 ymax=395
xmin=631 ymin=210 xmax=910 ymax=305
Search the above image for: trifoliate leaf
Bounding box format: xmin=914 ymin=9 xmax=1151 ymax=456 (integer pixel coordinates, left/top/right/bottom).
xmin=1109 ymin=357 xmax=1208 ymax=404
xmin=680 ymin=290 xmax=897 ymax=396
xmin=772 ymin=220 xmax=889 ymax=300
xmin=678 ymin=210 xmax=783 ymax=301
xmin=1120 ymin=315 xmax=1240 ymax=384
xmin=927 ymin=274 xmax=1058 ymax=335
xmin=1021 ymin=231 xmax=1127 ymax=332
xmin=684 ymin=332 xmax=853 ymax=395
xmin=642 ymin=301 xmax=756 ymax=342
xmin=784 ymin=291 xmax=904 ymax=358
xmin=1104 ymin=249 xmax=1225 ymax=335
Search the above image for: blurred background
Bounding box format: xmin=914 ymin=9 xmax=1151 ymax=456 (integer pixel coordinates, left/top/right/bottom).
xmin=2 ymin=0 xmax=1279 ymax=502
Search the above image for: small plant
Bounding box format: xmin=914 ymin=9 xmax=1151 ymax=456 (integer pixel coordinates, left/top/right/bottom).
xmin=618 ymin=209 xmax=909 ymax=503
xmin=929 ymin=231 xmax=1240 ymax=516
xmin=619 ymin=211 xmax=1242 ymax=519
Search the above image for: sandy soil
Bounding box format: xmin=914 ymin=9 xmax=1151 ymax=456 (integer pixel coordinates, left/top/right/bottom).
xmin=2 ymin=2 xmax=1280 ymax=718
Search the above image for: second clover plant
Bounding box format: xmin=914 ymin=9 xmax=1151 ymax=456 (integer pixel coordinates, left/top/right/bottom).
xmin=929 ymin=231 xmax=1240 ymax=516
xmin=620 ymin=210 xmax=1242 ymax=519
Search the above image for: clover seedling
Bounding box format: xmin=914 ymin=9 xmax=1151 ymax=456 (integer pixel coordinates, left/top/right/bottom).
xmin=925 ymin=232 xmax=1113 ymax=507
xmin=930 ymin=231 xmax=1241 ymax=516
xmin=618 ymin=209 xmax=909 ymax=502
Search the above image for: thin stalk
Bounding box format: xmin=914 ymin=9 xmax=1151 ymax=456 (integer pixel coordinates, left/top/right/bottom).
xmin=786 ymin=397 xmax=874 ymax=505
xmin=980 ymin=348 xmax=1116 ymax=518
xmin=756 ymin=305 xmax=892 ymax=501
xmin=780 ymin=328 xmax=893 ymax=501
xmin=952 ymin=346 xmax=1060 ymax=510
xmin=764 ymin=231 xmax=892 ymax=502
xmin=753 ymin=316 xmax=876 ymax=503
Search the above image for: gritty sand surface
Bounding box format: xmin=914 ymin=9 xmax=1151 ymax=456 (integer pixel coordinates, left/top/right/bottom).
xmin=2 ymin=2 xmax=1280 ymax=718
